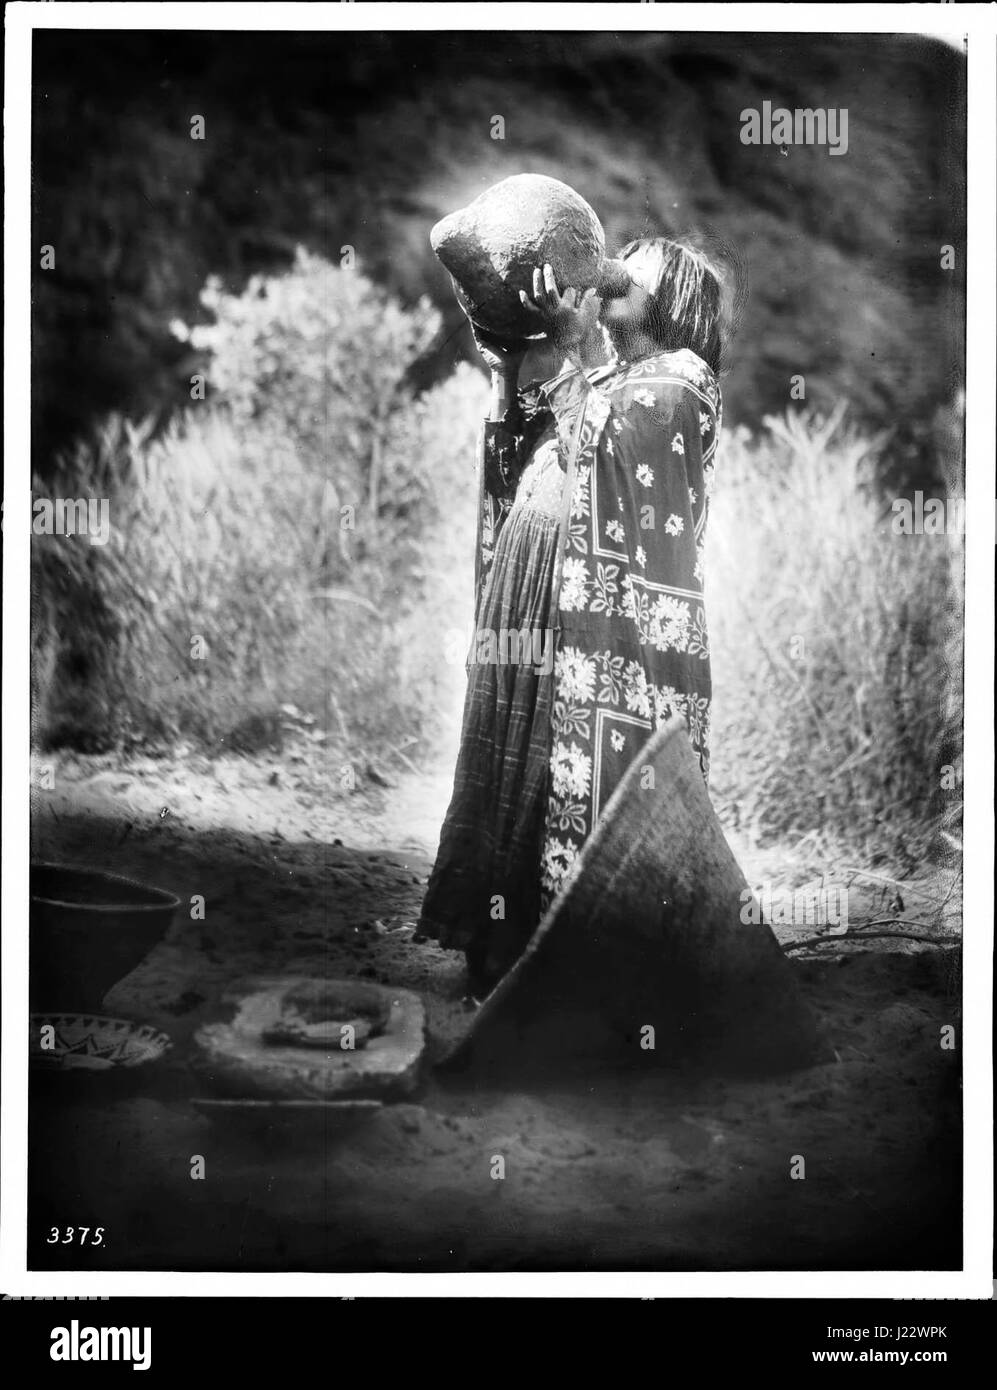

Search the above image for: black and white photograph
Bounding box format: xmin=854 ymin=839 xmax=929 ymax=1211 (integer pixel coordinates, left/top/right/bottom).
xmin=2 ymin=4 xmax=992 ymax=1302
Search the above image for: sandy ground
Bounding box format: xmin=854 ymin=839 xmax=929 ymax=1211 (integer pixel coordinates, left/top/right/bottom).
xmin=28 ymin=745 xmax=962 ymax=1272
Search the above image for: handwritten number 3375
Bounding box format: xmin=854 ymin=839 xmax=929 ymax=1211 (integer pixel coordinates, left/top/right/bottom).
xmin=46 ymin=1227 xmax=105 ymax=1246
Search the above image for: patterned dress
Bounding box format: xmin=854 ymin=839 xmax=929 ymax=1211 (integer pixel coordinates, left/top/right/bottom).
xmin=418 ymin=347 xmax=722 ymax=983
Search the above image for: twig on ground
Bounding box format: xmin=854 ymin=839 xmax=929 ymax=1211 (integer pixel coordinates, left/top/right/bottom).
xmin=784 ymin=927 xmax=956 ymax=952
xmin=384 ymin=738 xmax=421 ymax=776
xmin=835 ymin=866 xmax=946 ymax=907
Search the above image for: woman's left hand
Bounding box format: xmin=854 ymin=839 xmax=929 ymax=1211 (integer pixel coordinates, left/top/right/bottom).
xmin=519 ymin=264 xmax=600 ymax=353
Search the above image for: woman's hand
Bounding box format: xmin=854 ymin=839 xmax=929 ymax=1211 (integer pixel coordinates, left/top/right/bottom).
xmin=519 ymin=264 xmax=600 ymax=354
xmin=470 ymin=321 xmax=530 ymax=376
xmin=469 ymin=321 xmax=530 ymax=421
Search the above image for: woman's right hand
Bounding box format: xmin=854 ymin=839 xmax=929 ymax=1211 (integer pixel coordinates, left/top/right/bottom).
xmin=470 ymin=320 xmax=531 ymax=376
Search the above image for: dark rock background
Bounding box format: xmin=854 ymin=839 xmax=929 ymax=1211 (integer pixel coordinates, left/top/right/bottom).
xmin=32 ymin=30 xmax=965 ymax=487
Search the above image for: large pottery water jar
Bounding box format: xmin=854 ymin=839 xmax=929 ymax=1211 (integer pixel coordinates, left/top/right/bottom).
xmin=431 ymin=173 xmax=626 ymax=339
xmin=30 ymin=863 xmax=180 ymax=1012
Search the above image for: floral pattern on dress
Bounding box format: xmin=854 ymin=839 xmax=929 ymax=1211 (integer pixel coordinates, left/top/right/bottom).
xmin=476 ymin=349 xmax=722 ymax=914
xmin=558 ymin=556 xmax=590 ymax=612
xmin=537 ymin=348 xmax=721 ymax=909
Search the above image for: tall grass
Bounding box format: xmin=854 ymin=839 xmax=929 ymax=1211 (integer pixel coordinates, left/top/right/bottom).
xmin=707 ymin=404 xmax=963 ymax=867
xmin=32 ymin=254 xmax=963 ymax=863
xmin=32 ymin=257 xmax=483 ymax=763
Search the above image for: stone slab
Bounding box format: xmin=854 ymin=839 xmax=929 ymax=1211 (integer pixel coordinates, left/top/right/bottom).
xmin=194 ymin=977 xmax=425 ymax=1100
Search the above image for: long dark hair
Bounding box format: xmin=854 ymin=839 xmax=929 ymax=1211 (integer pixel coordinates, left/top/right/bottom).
xmin=619 ymin=237 xmax=725 ymax=375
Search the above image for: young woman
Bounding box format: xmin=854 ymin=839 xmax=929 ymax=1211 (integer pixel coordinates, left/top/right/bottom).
xmin=419 ymin=237 xmax=727 ymax=993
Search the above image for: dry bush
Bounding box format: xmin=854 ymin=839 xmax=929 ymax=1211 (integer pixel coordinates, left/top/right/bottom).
xmin=32 ymin=252 xmax=962 ymax=863
xmin=707 ymin=405 xmax=963 ymax=868
xmin=32 ymin=258 xmax=484 ymax=761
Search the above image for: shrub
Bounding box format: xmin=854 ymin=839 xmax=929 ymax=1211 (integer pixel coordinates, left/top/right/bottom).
xmin=32 ymin=253 xmax=962 ymax=867
xmin=706 ymin=405 xmax=963 ymax=868
xmin=33 ymin=256 xmax=485 ymax=762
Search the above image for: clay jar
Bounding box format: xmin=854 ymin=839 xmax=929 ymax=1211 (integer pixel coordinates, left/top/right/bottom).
xmin=431 ymin=173 xmax=622 ymax=340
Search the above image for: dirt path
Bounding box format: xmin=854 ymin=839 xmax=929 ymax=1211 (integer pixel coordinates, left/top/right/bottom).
xmin=28 ymin=747 xmax=962 ymax=1272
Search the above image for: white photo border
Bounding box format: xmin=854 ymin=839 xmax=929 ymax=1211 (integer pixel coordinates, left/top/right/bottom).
xmin=3 ymin=1 xmax=992 ymax=1299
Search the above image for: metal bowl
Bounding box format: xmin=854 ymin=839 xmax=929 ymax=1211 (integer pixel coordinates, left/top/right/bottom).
xmin=30 ymin=862 xmax=180 ymax=1012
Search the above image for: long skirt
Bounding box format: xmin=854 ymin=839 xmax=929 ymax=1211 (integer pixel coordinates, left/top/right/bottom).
xmin=417 ymin=463 xmax=562 ymax=985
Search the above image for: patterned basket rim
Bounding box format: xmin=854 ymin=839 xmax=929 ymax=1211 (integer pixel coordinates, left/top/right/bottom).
xmin=30 ymin=1012 xmax=171 ymax=1043
xmin=29 ymin=1014 xmax=173 ymax=1065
